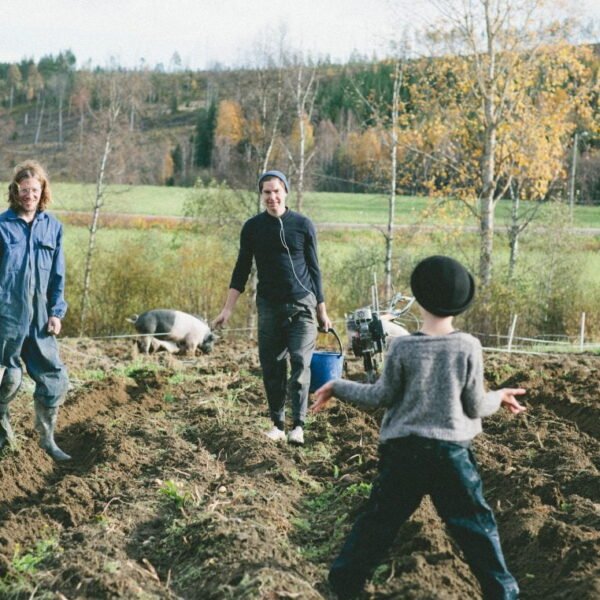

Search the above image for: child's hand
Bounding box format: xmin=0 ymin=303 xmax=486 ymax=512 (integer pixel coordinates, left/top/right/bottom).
xmin=311 ymin=381 xmax=335 ymax=413
xmin=498 ymin=388 xmax=527 ymax=414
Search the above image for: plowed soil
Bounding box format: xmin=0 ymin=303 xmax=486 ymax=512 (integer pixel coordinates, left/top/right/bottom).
xmin=0 ymin=339 xmax=598 ymax=599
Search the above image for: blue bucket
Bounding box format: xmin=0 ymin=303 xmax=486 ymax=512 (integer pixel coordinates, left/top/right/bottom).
xmin=310 ymin=328 xmax=344 ymax=392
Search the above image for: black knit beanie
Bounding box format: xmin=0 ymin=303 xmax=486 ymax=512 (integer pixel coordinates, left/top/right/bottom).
xmin=410 ymin=255 xmax=475 ymax=317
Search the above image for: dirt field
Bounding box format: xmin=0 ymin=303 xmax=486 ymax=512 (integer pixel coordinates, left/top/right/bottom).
xmin=0 ymin=338 xmax=598 ymax=599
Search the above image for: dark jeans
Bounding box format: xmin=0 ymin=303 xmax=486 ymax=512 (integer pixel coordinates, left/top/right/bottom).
xmin=329 ymin=436 xmax=519 ymax=600
xmin=257 ymin=294 xmax=317 ymax=428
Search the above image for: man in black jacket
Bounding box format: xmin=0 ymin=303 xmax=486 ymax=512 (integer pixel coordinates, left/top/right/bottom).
xmin=213 ymin=170 xmax=331 ymax=445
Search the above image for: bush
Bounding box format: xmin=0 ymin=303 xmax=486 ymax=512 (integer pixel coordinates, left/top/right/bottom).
xmin=64 ymin=231 xmax=233 ymax=337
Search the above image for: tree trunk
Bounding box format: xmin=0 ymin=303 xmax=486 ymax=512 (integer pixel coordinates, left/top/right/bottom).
xmin=479 ymin=41 xmax=496 ymax=301
xmin=247 ymin=267 xmax=258 ymax=340
xmin=261 ymin=103 xmax=280 ymax=174
xmin=34 ymin=96 xmax=45 ymax=145
xmin=79 ymin=89 xmax=121 ymax=335
xmin=290 ymin=62 xmax=317 ymax=213
xmin=296 ymin=116 xmax=305 ymax=212
xmin=384 ymin=61 xmax=402 ymax=300
xmin=58 ymin=92 xmax=64 ymax=146
xmin=508 ymin=186 xmax=520 ymax=281
xmin=79 ymin=112 xmax=85 ymax=152
xmin=295 ymin=66 xmax=306 ymax=212
xmin=478 ymin=152 xmax=496 ymax=335
xmin=79 ymin=131 xmax=112 ymax=336
xmin=245 ymin=187 xmax=265 ymax=339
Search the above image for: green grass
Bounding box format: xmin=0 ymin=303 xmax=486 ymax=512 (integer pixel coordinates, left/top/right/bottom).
xmin=304 ymin=192 xmax=431 ymax=225
xmin=49 ymin=182 xmax=190 ymax=216
xmin=3 ymin=180 xmax=595 ymax=228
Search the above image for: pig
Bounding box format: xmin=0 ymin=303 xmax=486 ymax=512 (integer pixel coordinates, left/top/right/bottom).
xmin=127 ymin=309 xmax=216 ymax=356
xmin=380 ymin=313 xmax=410 ymax=340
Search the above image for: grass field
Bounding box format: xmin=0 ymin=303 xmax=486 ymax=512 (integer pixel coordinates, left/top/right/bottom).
xmin=2 ymin=181 xmax=598 ymax=340
xmin=5 ymin=181 xmax=598 ymax=228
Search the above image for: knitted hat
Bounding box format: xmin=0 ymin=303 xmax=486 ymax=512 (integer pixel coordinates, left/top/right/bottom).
xmin=258 ymin=170 xmax=289 ymax=193
xmin=410 ymin=255 xmax=475 ymax=317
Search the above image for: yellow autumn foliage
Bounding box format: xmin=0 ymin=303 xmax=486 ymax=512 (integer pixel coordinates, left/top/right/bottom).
xmin=289 ymin=115 xmax=315 ymax=154
xmin=344 ymin=128 xmax=384 ymax=178
xmin=215 ymin=99 xmax=245 ymax=144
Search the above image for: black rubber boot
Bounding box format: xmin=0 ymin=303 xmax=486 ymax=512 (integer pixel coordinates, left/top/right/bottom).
xmin=34 ymin=401 xmax=71 ymax=461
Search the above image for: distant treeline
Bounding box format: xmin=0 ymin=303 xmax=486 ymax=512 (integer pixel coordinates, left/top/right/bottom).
xmin=0 ymin=46 xmax=599 ymax=203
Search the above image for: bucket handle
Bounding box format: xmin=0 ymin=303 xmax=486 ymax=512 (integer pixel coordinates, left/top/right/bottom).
xmin=317 ymin=327 xmax=343 ymax=357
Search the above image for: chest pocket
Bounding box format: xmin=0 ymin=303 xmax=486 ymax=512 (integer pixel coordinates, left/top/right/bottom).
xmin=1 ymin=230 xmax=27 ymax=272
xmin=36 ymin=239 xmax=56 ymax=271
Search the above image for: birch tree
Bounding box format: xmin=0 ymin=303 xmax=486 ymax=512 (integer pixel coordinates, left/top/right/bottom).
xmin=7 ymin=64 xmax=22 ymax=110
xmin=284 ymin=56 xmax=319 ymax=212
xmin=243 ymin=36 xmax=287 ymax=183
xmin=347 ymin=58 xmax=407 ymax=299
xmin=501 ymin=43 xmax=592 ymax=279
xmin=48 ymin=73 xmax=69 ymax=145
xmin=412 ymin=0 xmax=588 ymax=306
xmin=79 ymin=77 xmax=122 ymax=335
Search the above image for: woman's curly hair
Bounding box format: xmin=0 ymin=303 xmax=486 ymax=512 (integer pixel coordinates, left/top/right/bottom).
xmin=8 ymin=160 xmax=52 ymax=213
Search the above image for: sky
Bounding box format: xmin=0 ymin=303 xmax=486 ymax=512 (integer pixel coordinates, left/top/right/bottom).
xmin=1 ymin=0 xmax=599 ymax=71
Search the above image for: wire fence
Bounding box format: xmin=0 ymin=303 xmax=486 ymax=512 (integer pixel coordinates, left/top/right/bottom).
xmin=62 ymin=313 xmax=599 ymax=360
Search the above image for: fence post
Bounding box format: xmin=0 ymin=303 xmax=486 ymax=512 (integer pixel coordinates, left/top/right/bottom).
xmin=580 ymin=312 xmax=586 ymax=352
xmin=507 ymin=314 xmax=518 ymax=352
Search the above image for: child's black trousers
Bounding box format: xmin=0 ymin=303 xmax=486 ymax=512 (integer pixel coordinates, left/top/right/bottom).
xmin=329 ymin=435 xmax=519 ymax=599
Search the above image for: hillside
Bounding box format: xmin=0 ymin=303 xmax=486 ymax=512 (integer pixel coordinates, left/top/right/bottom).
xmin=1 ymin=48 xmax=599 ymax=200
xmin=0 ymin=338 xmax=598 ymax=598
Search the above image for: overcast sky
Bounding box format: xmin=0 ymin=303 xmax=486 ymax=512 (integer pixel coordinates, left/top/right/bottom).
xmin=1 ymin=0 xmax=598 ymax=70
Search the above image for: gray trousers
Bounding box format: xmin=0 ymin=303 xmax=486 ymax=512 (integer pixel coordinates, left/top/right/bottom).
xmin=257 ymin=294 xmax=317 ymax=428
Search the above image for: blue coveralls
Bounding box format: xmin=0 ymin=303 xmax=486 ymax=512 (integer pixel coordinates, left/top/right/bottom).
xmin=0 ymin=209 xmax=69 ymax=408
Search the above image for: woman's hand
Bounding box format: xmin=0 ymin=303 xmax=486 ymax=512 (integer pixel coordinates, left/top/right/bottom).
xmin=47 ymin=316 xmax=62 ymax=336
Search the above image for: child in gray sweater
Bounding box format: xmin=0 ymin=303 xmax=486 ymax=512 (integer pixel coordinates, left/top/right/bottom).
xmin=312 ymin=255 xmax=526 ymax=600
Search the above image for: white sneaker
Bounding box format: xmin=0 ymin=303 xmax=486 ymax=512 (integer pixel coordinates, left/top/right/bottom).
xmin=287 ymin=426 xmax=304 ymax=446
xmin=265 ymin=426 xmax=286 ymax=442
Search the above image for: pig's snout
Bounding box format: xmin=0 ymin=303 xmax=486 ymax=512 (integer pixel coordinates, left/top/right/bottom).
xmin=200 ymin=332 xmax=217 ymax=354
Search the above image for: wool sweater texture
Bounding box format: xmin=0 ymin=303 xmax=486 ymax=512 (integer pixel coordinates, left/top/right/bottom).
xmin=332 ymin=332 xmax=501 ymax=443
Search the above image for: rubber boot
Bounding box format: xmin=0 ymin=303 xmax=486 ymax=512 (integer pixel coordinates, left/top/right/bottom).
xmin=34 ymin=401 xmax=71 ymax=461
xmin=0 ymin=402 xmax=15 ymax=450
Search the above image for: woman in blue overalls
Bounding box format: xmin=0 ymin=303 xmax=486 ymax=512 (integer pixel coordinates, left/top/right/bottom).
xmin=0 ymin=160 xmax=70 ymax=461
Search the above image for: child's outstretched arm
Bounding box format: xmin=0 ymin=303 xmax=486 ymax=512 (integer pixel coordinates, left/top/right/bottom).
xmin=311 ymin=381 xmax=335 ymax=413
xmin=498 ymin=388 xmax=527 ymax=414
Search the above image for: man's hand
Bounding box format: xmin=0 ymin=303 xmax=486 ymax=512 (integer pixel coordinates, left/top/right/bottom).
xmin=212 ymin=309 xmax=231 ymax=330
xmin=317 ymin=302 xmax=332 ymax=332
xmin=212 ymin=289 xmax=241 ymax=330
xmin=47 ymin=316 xmax=62 ymax=336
